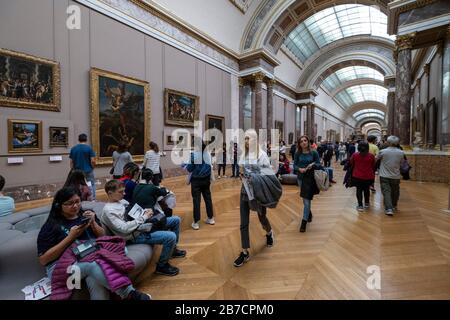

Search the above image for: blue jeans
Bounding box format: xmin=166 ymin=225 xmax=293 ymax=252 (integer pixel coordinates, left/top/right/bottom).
xmin=232 ymin=161 xmax=240 ymax=177
xmin=132 ymin=216 xmax=180 ymax=267
xmin=324 ymin=167 xmax=334 ymax=181
xmin=85 ymin=171 xmax=96 ymax=200
xmin=46 ymin=261 xmax=134 ymax=300
xmin=297 ymin=178 xmax=312 ymax=221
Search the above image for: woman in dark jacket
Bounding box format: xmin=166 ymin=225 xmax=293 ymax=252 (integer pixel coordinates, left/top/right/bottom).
xmin=294 ymin=135 xmax=321 ymax=233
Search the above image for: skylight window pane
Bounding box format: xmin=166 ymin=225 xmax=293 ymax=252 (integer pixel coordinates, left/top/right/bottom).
xmin=284 ymin=4 xmax=394 ymax=63
xmin=353 ymin=109 xmax=385 ymax=117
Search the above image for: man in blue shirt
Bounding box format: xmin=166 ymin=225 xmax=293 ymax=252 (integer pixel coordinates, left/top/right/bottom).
xmin=69 ymin=134 xmax=97 ymax=199
xmin=183 ymin=140 xmax=215 ymax=230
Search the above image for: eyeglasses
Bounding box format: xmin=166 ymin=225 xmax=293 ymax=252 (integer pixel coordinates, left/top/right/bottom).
xmin=62 ymin=200 xmax=81 ymax=207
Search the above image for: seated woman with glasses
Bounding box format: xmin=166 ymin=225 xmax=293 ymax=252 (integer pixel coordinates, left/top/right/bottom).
xmin=37 ymin=186 xmax=150 ymax=300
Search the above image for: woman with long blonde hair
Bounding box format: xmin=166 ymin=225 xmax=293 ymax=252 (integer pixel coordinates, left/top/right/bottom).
xmin=233 ymin=132 xmax=282 ymax=267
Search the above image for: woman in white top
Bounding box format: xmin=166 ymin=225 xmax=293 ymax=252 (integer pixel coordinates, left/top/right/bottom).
xmin=143 ymin=141 xmax=162 ymax=186
xmin=279 ymin=140 xmax=287 ymax=155
xmin=233 ymin=132 xmax=277 ymax=268
xmin=112 ymin=143 xmax=133 ymax=179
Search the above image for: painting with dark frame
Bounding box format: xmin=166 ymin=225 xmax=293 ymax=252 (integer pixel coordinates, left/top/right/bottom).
xmin=0 ymin=48 xmax=60 ymax=111
xmin=426 ymin=97 xmax=437 ymax=146
xmin=49 ymin=126 xmax=68 ymax=147
xmin=205 ymin=114 xmax=225 ymax=145
xmin=275 ymin=121 xmax=284 ymax=141
xmin=8 ymin=119 xmax=42 ymax=153
xmin=165 ymin=89 xmax=199 ymax=127
xmin=90 ymin=68 xmax=150 ymax=165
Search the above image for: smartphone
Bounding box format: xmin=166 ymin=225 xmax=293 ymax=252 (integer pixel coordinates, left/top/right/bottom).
xmin=77 ymin=216 xmax=91 ymax=226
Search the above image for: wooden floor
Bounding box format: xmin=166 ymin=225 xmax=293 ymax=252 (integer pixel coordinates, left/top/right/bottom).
xmin=135 ymin=164 xmax=450 ymax=300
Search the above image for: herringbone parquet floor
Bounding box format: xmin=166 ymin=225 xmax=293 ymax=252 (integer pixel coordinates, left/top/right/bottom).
xmin=136 ymin=165 xmax=450 ymax=300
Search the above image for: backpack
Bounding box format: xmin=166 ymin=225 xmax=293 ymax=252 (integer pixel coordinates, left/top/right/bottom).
xmin=314 ymin=169 xmax=329 ymax=191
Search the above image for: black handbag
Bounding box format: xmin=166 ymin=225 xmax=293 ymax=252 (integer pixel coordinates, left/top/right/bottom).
xmin=109 ymin=166 xmax=115 ymax=175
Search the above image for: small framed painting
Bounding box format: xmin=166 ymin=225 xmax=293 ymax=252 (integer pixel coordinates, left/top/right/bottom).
xmin=49 ymin=126 xmax=69 ymax=147
xmin=8 ymin=119 xmax=43 ymax=153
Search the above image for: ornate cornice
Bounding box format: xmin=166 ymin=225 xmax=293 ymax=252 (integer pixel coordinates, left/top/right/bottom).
xmin=229 ymin=0 xmax=253 ymax=14
xmin=128 ymin=0 xmax=239 ymax=58
xmin=238 ymin=78 xmax=246 ymax=86
xmin=388 ymin=0 xmax=438 ymax=34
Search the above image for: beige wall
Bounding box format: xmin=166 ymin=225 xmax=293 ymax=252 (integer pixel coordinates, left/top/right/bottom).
xmin=275 ymin=50 xmax=302 ymax=89
xmin=0 ymin=0 xmax=231 ymax=189
xmin=154 ymin=0 xmax=261 ymax=52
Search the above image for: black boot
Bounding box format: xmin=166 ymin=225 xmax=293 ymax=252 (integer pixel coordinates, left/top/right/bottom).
xmin=300 ymin=219 xmax=307 ymax=233
xmin=308 ymin=211 xmax=313 ymax=223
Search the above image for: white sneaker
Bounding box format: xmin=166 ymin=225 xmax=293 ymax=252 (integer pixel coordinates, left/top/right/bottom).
xmin=218 ymin=176 xmax=221 ymax=179
xmin=205 ymin=217 xmax=215 ymax=225
xmin=385 ymin=209 xmax=394 ymax=216
xmin=223 ymin=175 xmax=227 ymax=178
xmin=191 ymin=222 xmax=200 ymax=230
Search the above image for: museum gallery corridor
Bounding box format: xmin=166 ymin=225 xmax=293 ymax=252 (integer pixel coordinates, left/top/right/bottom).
xmin=127 ymin=166 xmax=450 ymax=300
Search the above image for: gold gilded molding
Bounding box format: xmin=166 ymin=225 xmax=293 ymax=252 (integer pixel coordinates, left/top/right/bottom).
xmin=395 ymin=32 xmax=417 ymax=51
xmin=253 ymin=72 xmax=265 ymax=82
xmin=90 ymin=67 xmax=151 ymax=165
xmin=0 ymin=48 xmax=61 ymax=112
xmin=266 ymin=78 xmax=276 ymax=87
xmin=238 ymin=78 xmax=245 ymax=86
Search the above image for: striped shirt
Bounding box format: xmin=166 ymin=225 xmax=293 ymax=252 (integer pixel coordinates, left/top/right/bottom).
xmin=144 ymin=150 xmax=160 ymax=174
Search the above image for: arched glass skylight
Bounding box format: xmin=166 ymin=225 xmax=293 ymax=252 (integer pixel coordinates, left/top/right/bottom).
xmin=284 ymin=4 xmax=395 ymax=63
xmin=335 ymin=84 xmax=387 ymax=108
xmin=322 ymin=66 xmax=385 ymax=92
xmin=354 ymin=113 xmax=385 ymax=121
xmin=353 ymin=109 xmax=385 ymax=118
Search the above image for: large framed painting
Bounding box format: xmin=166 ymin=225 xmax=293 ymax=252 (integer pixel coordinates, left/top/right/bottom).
xmin=8 ymin=119 xmax=43 ymax=153
xmin=165 ymin=89 xmax=199 ymax=127
xmin=205 ymin=114 xmax=225 ymax=145
xmin=275 ymin=120 xmax=284 ymax=141
xmin=0 ymin=48 xmax=60 ymax=111
xmin=49 ymin=126 xmax=69 ymax=147
xmin=90 ymin=68 xmax=150 ymax=165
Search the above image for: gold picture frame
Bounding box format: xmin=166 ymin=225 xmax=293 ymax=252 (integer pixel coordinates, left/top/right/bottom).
xmin=0 ymin=48 xmax=61 ymax=111
xmin=90 ymin=68 xmax=150 ymax=165
xmin=165 ymin=88 xmax=199 ymax=127
xmin=8 ymin=119 xmax=43 ymax=153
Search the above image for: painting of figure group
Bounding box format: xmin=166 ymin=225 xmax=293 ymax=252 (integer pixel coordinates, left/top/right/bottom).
xmin=165 ymin=89 xmax=199 ymax=126
xmin=0 ymin=53 xmax=54 ymax=105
